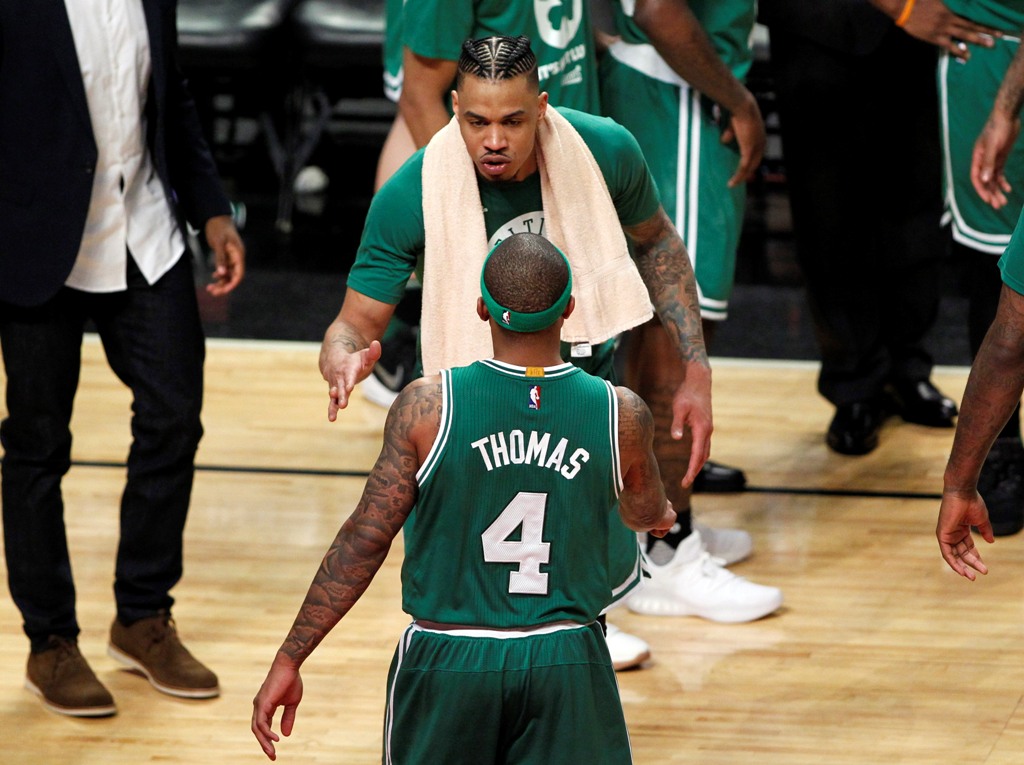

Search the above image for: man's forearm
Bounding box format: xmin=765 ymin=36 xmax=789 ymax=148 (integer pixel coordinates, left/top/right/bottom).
xmin=633 ymin=0 xmax=751 ymax=115
xmin=946 ymin=324 xmax=1024 ymax=491
xmin=993 ymin=40 xmax=1024 ymax=119
xmin=628 ymin=209 xmax=708 ymax=366
xmin=277 ymin=514 xmax=393 ymax=666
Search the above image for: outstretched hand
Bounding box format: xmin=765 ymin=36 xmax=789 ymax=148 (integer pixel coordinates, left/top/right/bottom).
xmin=321 ymin=339 xmax=383 ymax=421
xmin=252 ymin=656 xmax=304 ymax=761
xmin=936 ymin=491 xmax=993 ymax=580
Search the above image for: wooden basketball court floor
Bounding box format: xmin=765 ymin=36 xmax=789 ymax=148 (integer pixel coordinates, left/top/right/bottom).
xmin=1 ymin=337 xmax=1023 ymax=764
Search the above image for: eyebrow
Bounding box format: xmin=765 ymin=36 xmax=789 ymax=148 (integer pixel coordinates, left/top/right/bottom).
xmin=464 ymin=109 xmax=528 ymax=121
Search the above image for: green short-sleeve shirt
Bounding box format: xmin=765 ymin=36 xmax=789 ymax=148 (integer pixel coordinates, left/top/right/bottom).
xmin=347 ymin=107 xmax=661 ymax=305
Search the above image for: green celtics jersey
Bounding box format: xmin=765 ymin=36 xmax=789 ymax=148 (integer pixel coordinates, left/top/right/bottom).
xmin=382 ymin=0 xmax=404 ymax=102
xmin=942 ymin=0 xmax=1024 ymax=33
xmin=347 ymin=107 xmax=659 ymax=306
xmin=999 ymin=210 xmax=1024 ymax=293
xmin=402 ymin=0 xmax=600 ymax=112
xmin=607 ymin=0 xmax=755 ymax=79
xmin=402 ymin=360 xmax=642 ymax=627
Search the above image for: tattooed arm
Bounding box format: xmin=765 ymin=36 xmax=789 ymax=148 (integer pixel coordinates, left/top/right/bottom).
xmin=972 ymin=36 xmax=1024 ymax=209
xmin=252 ymin=378 xmax=441 ymax=760
xmin=319 ymin=288 xmax=397 ymax=421
xmin=623 ymin=206 xmax=713 ymax=484
xmin=938 ymin=284 xmax=1024 ymax=579
xmin=616 ymin=386 xmax=676 ymax=535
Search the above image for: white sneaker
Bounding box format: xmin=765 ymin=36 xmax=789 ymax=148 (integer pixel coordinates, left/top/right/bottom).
xmin=694 ymin=523 xmax=753 ymax=565
xmin=646 ymin=523 xmax=753 ymax=566
xmin=629 ymin=531 xmax=783 ymax=623
xmin=604 ymin=623 xmax=650 ymax=671
xmin=360 ymin=369 xmax=401 ymax=408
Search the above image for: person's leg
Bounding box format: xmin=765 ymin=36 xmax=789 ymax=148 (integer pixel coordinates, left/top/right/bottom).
xmin=772 ymin=29 xmax=896 ymax=455
xmin=1 ymin=291 xmax=116 ymax=716
xmin=374 ymin=113 xmax=416 ymax=191
xmin=91 ymin=255 xmax=205 ymax=622
xmin=868 ymin=33 xmax=956 ymax=427
xmin=506 ymin=624 xmax=633 ymax=765
xmin=622 ymin=320 xmax=783 ymax=622
xmin=383 ymin=627 xmax=504 ymax=764
xmin=95 ymin=254 xmax=219 ymax=696
xmin=0 ymin=292 xmax=87 ymax=648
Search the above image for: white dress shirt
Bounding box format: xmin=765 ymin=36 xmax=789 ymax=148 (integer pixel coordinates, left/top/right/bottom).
xmin=63 ymin=0 xmax=186 ymax=292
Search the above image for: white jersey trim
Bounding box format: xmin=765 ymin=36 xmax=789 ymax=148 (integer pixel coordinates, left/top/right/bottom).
xmin=409 ymin=620 xmax=589 ymax=639
xmin=416 ymin=369 xmax=453 ymax=485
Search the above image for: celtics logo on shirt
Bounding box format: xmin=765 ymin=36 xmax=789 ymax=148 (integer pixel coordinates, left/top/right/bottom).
xmin=534 ymin=0 xmax=583 ymax=48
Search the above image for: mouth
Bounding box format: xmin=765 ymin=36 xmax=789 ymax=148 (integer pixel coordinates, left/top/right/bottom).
xmin=479 ymin=155 xmax=511 ymax=177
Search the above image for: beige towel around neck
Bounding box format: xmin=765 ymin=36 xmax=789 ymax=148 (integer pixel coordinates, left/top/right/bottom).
xmin=419 ymin=108 xmax=654 ymax=376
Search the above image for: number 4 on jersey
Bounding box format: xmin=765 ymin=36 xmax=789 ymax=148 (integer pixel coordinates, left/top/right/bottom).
xmin=481 ymin=492 xmax=551 ymax=595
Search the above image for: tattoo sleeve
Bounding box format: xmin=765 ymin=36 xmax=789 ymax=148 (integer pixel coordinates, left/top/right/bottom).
xmin=278 ymin=381 xmax=441 ymax=664
xmin=626 ymin=207 xmax=709 ymax=367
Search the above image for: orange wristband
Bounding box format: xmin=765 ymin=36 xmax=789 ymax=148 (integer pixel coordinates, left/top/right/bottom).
xmin=896 ymin=0 xmax=917 ymax=27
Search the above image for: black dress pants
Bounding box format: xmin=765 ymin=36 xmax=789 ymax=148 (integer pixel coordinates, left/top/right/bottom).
xmin=770 ymin=27 xmax=945 ymax=406
xmin=0 ymin=254 xmax=204 ymax=649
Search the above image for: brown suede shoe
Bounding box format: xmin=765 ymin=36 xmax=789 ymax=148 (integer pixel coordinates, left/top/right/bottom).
xmin=108 ymin=612 xmax=219 ymax=699
xmin=25 ymin=636 xmax=117 ymax=717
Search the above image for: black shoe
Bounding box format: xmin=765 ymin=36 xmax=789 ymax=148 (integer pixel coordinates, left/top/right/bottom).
xmin=978 ymin=437 xmax=1024 ymax=537
xmin=693 ymin=460 xmax=747 ymax=493
xmin=887 ymin=379 xmax=957 ymax=428
xmin=826 ymin=401 xmax=886 ymax=455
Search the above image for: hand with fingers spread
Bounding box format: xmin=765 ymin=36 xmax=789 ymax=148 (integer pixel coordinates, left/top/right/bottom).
xmin=936 ymin=490 xmax=993 ymax=580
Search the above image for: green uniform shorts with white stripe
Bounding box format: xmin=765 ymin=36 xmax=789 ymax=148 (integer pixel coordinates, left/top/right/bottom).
xmin=601 ymin=48 xmax=745 ymax=320
xmin=382 ymin=622 xmax=633 ymax=765
xmin=940 ymin=37 xmax=1024 ymax=254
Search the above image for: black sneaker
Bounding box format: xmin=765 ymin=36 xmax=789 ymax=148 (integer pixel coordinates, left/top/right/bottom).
xmin=978 ymin=437 xmax=1024 ymax=537
xmin=693 ymin=460 xmax=747 ymax=493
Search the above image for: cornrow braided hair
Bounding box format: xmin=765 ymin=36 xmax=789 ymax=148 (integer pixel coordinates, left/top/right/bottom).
xmin=456 ymin=36 xmax=539 ymax=89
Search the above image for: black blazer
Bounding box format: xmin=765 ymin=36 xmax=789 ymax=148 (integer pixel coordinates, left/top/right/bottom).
xmin=0 ymin=0 xmax=231 ymax=307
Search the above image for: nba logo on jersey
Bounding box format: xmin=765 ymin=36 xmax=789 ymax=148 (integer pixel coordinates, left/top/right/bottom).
xmin=502 ymin=309 xmax=511 ymax=325
xmin=528 ymin=385 xmax=541 ymax=410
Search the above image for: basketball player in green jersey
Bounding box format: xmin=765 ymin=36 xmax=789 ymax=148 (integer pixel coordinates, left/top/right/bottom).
xmin=323 ymin=36 xmax=783 ymax=631
xmin=252 ymin=234 xmax=676 ymax=764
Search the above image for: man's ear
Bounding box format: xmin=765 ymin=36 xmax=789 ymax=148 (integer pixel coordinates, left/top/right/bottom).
xmin=536 ymin=91 xmax=549 ymax=121
xmin=452 ymin=90 xmax=460 ymax=119
xmin=563 ymin=295 xmax=575 ymax=320
xmin=477 ymin=296 xmax=490 ymax=322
